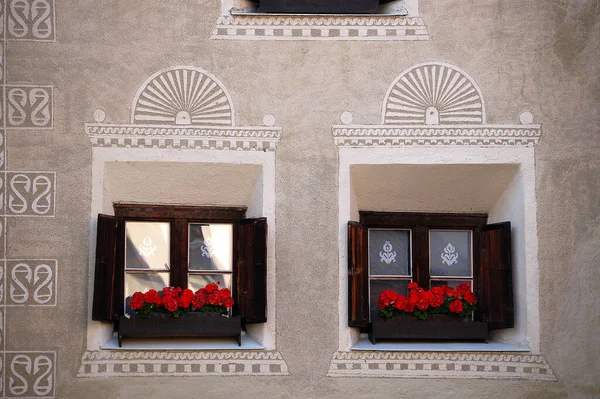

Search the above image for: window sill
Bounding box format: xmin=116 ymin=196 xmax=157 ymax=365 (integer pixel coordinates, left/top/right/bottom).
xmin=101 ymin=333 xmax=264 ymax=351
xmin=230 ymin=11 xmax=408 ymax=17
xmin=351 ymin=337 xmax=530 ymax=352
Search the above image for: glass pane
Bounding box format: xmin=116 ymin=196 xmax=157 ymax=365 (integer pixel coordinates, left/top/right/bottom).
xmin=124 ymin=272 xmax=169 ymax=313
xmin=188 ymin=224 xmax=233 ymax=271
xmin=188 ymin=273 xmax=232 ymax=292
xmin=430 ymin=279 xmax=472 ymax=290
xmin=429 ymin=230 xmax=472 ymax=277
xmin=125 ymin=221 xmax=170 ymax=270
xmin=369 ymin=279 xmax=409 ymax=321
xmin=369 ymin=229 xmax=411 ymax=276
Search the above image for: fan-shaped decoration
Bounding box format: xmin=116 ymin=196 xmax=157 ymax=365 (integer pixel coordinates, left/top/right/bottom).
xmin=131 ymin=67 xmax=234 ymax=126
xmin=382 ymin=62 xmax=485 ymax=125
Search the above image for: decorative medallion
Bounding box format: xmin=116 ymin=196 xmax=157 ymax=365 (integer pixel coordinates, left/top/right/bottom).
xmin=383 ymin=62 xmax=485 ymax=125
xmin=131 ymin=67 xmax=234 ymax=127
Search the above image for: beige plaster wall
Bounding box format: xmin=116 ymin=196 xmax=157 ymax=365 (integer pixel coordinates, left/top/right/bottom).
xmin=7 ymin=0 xmax=599 ymax=397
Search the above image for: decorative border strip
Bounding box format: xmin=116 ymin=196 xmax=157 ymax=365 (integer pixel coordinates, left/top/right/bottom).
xmin=85 ymin=124 xmax=282 ymax=151
xmin=211 ymin=15 xmax=429 ymax=41
xmin=327 ymin=351 xmax=556 ymax=380
xmin=332 ymin=125 xmax=542 ymax=147
xmin=77 ymin=350 xmax=289 ymax=377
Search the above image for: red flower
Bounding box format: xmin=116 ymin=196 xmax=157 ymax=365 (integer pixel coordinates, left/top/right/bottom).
xmin=130 ymin=292 xmax=145 ymax=310
xmin=192 ymin=294 xmax=206 ymax=309
xmin=179 ymin=289 xmax=194 ymax=309
xmin=162 ymin=286 xmax=180 ymax=298
xmin=430 ymin=294 xmax=444 ymax=308
xmin=218 ymin=288 xmax=232 ymax=300
xmin=449 ymin=299 xmax=464 ymax=313
xmin=431 ymin=286 xmax=445 ymax=296
xmin=444 ymin=286 xmax=458 ymax=298
xmin=143 ymin=289 xmax=160 ymax=305
xmin=463 ymin=291 xmax=477 ymax=304
xmin=393 ymin=295 xmax=409 ymax=311
xmin=205 ymin=283 xmax=219 ymax=294
xmin=223 ymin=297 xmax=234 ymax=308
xmin=456 ymin=282 xmax=472 ymax=296
xmin=208 ymin=292 xmax=219 ymax=305
xmin=403 ymin=298 xmax=415 ymax=313
xmin=407 ymin=282 xmax=418 ymax=290
xmin=377 ymin=289 xmax=398 ymax=309
xmin=162 ymin=296 xmax=178 ymax=312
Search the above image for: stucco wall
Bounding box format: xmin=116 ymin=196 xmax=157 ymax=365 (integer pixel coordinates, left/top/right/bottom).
xmin=5 ymin=0 xmax=599 ymax=397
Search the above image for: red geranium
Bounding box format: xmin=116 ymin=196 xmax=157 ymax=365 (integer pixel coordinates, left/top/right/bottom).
xmin=377 ymin=282 xmax=477 ymax=321
xmin=143 ymin=289 xmax=161 ymax=305
xmin=449 ymin=299 xmax=464 ymax=313
xmin=130 ymin=292 xmax=145 ymax=310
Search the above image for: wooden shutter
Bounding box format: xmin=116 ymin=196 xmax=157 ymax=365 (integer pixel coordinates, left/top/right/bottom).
xmin=348 ymin=222 xmax=369 ymax=328
xmin=480 ymin=222 xmax=514 ymax=329
xmin=92 ymin=214 xmax=119 ymax=321
xmin=237 ymin=218 xmax=268 ymax=324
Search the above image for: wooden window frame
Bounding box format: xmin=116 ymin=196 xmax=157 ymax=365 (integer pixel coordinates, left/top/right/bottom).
xmin=349 ymin=212 xmax=513 ymax=332
xmin=93 ymin=203 xmax=268 ymax=325
xmin=114 ymin=204 xmax=247 ymax=317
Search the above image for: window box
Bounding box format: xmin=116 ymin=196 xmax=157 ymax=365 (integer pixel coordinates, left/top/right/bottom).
xmin=258 ymin=0 xmax=380 ymax=14
xmin=118 ymin=313 xmax=242 ymax=347
xmin=368 ymin=314 xmax=488 ymax=344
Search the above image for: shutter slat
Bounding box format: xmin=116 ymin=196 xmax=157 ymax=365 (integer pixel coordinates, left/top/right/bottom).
xmin=237 ymin=218 xmax=268 ymax=324
xmin=480 ymin=221 xmax=514 ymax=330
xmin=92 ymin=214 xmax=119 ymax=321
xmin=348 ymin=222 xmax=369 ymax=328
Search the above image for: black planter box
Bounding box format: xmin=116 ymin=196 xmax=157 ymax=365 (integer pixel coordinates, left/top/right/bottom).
xmin=369 ymin=314 xmax=488 ymax=344
xmin=118 ymin=313 xmax=242 ymax=347
xmin=259 ymin=0 xmax=379 ymax=14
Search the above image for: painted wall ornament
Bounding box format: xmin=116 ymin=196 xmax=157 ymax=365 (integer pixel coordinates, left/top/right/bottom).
xmin=131 ymin=67 xmax=234 ymax=127
xmin=7 ymin=260 xmax=57 ymax=306
xmin=6 ymin=172 xmax=56 ymax=217
xmin=7 ymin=0 xmax=55 ymax=41
xmin=87 ymin=66 xmax=281 ymax=152
xmin=333 ymin=61 xmax=541 ymax=147
xmin=6 ymin=85 xmax=53 ymax=128
xmin=6 ymin=352 xmax=56 ymax=397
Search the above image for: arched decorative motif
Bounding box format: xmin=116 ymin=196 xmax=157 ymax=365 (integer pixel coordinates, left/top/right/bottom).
xmin=382 ymin=62 xmax=485 ymax=125
xmin=131 ymin=67 xmax=235 ymax=126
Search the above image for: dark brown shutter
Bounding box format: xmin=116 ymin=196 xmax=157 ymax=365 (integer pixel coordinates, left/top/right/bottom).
xmin=92 ymin=214 xmax=119 ymax=321
xmin=348 ymin=222 xmax=369 ymax=328
xmin=237 ymin=218 xmax=268 ymax=324
xmin=480 ymin=221 xmax=514 ymax=329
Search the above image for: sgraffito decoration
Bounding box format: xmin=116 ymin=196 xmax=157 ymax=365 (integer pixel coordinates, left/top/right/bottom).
xmin=5 ymin=352 xmax=56 ymax=398
xmin=333 ymin=62 xmax=541 ymax=147
xmin=6 ymin=172 xmax=55 ymax=217
xmin=6 ymin=85 xmax=53 ymax=129
xmin=7 ymin=0 xmax=55 ymax=41
xmin=86 ymin=66 xmax=282 ymax=152
xmin=7 ymin=260 xmax=57 ymax=306
xmin=131 ymin=67 xmax=234 ymax=127
xmin=1 ymin=6 xmax=58 ymax=396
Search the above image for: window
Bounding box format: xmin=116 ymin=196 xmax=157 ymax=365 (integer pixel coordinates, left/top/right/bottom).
xmin=348 ymin=212 xmax=513 ymax=334
xmin=92 ymin=204 xmax=268 ymax=325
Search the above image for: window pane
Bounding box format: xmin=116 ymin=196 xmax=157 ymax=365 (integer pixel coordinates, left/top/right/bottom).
xmin=429 ymin=230 xmax=472 ymax=277
xmin=125 ymin=222 xmax=170 ymax=270
xmin=188 ymin=273 xmax=232 ymax=292
xmin=369 ymin=229 xmax=411 ymax=276
xmin=124 ymin=272 xmax=169 ymax=313
xmin=188 ymin=224 xmax=233 ymax=271
xmin=369 ymin=279 xmax=409 ymax=320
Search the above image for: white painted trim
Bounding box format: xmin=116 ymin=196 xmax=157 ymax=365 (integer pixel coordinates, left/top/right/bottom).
xmin=86 ymin=148 xmax=277 ymax=351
